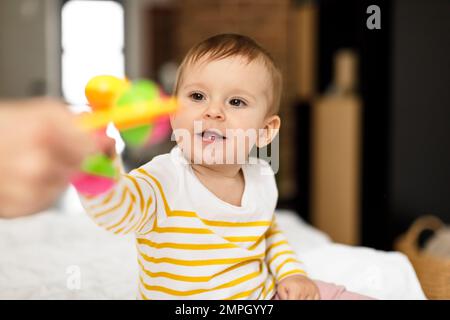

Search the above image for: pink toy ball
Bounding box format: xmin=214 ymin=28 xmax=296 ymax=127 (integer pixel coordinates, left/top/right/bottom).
xmin=71 ymin=172 xmax=116 ymax=197
xmin=146 ymin=116 xmax=172 ymax=146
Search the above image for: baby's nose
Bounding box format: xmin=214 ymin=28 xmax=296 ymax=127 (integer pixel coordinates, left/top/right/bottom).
xmin=204 ymin=105 xmax=225 ymax=120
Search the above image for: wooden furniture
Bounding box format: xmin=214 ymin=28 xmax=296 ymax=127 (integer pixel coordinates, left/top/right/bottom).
xmin=311 ymin=50 xmax=362 ymax=245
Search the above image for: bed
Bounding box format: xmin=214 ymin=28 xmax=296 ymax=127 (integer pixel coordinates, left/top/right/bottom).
xmin=0 ymin=188 xmax=426 ymax=300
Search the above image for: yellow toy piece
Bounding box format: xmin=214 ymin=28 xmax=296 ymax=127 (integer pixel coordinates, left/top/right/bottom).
xmin=85 ymin=75 xmax=130 ymax=111
xmin=77 ymin=75 xmax=178 ymax=131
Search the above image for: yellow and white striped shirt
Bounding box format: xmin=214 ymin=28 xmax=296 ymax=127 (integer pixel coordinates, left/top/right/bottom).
xmin=79 ymin=146 xmax=306 ymax=299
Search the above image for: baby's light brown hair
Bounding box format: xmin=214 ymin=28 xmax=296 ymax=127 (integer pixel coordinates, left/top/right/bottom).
xmin=173 ymin=34 xmax=282 ymax=116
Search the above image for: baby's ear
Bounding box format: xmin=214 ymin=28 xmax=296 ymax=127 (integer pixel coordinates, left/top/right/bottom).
xmin=256 ymin=115 xmax=281 ymax=148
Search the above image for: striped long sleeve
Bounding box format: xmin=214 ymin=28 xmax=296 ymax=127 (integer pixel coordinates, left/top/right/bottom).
xmin=264 ymin=217 xmax=307 ymax=282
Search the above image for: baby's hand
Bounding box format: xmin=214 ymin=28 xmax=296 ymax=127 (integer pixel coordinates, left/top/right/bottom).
xmin=275 ymin=275 xmax=320 ymax=300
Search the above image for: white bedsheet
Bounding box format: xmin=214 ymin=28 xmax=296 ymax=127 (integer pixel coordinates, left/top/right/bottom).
xmin=0 ymin=207 xmax=426 ymax=300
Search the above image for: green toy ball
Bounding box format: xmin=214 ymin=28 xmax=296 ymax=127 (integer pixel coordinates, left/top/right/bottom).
xmin=116 ymin=80 xmax=159 ymax=147
xmin=121 ymin=124 xmax=154 ymax=147
xmin=81 ymin=153 xmax=117 ymax=179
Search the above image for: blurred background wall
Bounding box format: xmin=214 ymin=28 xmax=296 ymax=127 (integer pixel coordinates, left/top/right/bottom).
xmin=0 ymin=0 xmax=448 ymax=251
xmin=0 ymin=0 xmax=60 ymax=97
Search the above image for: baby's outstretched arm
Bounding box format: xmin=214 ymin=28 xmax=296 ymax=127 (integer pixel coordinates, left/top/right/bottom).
xmin=265 ymin=216 xmax=319 ymax=300
xmin=75 ymin=137 xmax=158 ymax=235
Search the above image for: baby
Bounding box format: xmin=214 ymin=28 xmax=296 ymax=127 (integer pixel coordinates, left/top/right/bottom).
xmin=77 ymin=34 xmax=372 ymax=300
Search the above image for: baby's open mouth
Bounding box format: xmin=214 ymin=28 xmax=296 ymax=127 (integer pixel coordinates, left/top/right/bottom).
xmin=196 ymin=129 xmax=226 ymax=142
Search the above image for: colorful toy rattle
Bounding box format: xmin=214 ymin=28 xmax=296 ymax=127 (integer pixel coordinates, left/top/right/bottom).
xmin=71 ymin=75 xmax=178 ymax=196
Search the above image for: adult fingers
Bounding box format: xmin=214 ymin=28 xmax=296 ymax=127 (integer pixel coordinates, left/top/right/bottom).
xmin=48 ymin=111 xmax=97 ymax=167
xmin=92 ymin=129 xmax=116 ymax=157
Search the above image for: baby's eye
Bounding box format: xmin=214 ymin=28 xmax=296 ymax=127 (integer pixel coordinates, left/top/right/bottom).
xmin=189 ymin=92 xmax=205 ymax=101
xmin=229 ymin=98 xmax=247 ymax=107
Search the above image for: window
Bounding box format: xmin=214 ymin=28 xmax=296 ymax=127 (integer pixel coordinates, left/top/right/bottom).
xmin=61 ymin=0 xmax=125 ymax=152
xmin=61 ymin=0 xmax=124 ymax=107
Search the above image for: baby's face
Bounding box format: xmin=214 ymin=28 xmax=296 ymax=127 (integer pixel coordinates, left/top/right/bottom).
xmin=171 ymin=55 xmax=273 ymax=165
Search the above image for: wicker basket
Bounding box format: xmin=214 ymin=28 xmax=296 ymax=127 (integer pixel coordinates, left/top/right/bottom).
xmin=394 ymin=215 xmax=450 ymax=300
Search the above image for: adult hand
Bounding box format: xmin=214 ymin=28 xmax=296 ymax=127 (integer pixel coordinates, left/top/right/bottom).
xmin=0 ymin=98 xmax=96 ymax=218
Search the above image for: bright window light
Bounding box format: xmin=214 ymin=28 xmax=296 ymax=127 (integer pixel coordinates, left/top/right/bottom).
xmin=62 ymin=0 xmax=125 ymax=153
xmin=62 ymin=0 xmax=125 ymax=106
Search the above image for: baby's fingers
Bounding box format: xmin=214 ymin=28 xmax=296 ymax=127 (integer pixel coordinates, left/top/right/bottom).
xmin=287 ymin=286 xmax=305 ymax=300
xmin=277 ymin=286 xmax=289 ymax=300
xmin=306 ymin=291 xmax=319 ymax=300
xmin=299 ymin=287 xmax=318 ymax=300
